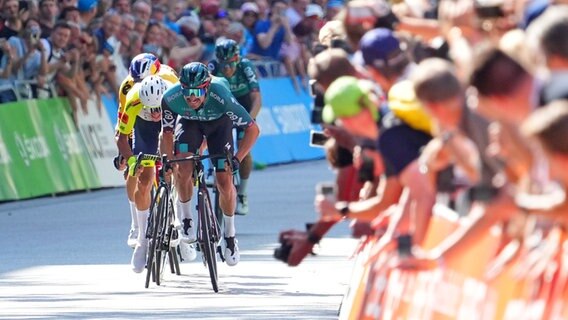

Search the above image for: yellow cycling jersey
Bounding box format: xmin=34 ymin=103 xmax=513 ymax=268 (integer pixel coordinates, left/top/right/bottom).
xmin=117 ymin=64 xmax=179 ymax=115
xmin=117 ymin=81 xmax=167 ymax=135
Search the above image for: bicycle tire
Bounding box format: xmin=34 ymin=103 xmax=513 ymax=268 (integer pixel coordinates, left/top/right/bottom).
xmin=156 ymin=191 xmax=169 ymax=285
xmin=198 ymin=188 xmax=219 ymax=293
xmin=145 ymin=186 xmax=165 ymax=288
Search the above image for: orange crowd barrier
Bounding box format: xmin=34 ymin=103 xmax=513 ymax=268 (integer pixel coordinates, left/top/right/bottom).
xmin=340 ymin=206 xmax=568 ymax=319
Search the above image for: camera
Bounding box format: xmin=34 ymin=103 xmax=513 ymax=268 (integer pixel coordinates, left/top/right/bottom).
xmin=310 ymin=80 xmax=325 ymax=125
xmin=273 ymin=238 xmax=293 ymax=263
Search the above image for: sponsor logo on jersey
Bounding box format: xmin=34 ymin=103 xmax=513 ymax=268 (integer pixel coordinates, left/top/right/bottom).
xmin=166 ymin=90 xmax=183 ymax=102
xmin=244 ymin=66 xmax=258 ymax=84
xmin=226 ymin=111 xmax=247 ymax=127
xmin=163 ymin=110 xmax=176 ymax=128
xmin=121 ymin=83 xmax=132 ymax=96
xmin=118 ymin=112 xmax=129 ymax=124
xmin=210 ymin=91 xmax=225 ymax=105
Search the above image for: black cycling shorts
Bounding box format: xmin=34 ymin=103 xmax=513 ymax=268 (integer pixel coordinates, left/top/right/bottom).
xmin=235 ymin=93 xmax=253 ymax=141
xmin=132 ymin=118 xmax=161 ymax=155
xmin=174 ymin=116 xmax=235 ymax=172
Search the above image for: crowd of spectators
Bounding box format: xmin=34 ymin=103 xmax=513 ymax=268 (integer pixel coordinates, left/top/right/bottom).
xmin=274 ymin=0 xmax=568 ymax=317
xmin=0 ymin=0 xmax=335 ymax=121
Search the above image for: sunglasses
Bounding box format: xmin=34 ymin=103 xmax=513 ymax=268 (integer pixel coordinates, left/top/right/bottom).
xmin=184 ymin=87 xmax=207 ymax=97
xmin=221 ymin=61 xmax=238 ymax=68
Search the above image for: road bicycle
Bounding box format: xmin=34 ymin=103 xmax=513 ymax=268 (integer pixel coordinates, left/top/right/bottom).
xmin=130 ymin=153 xmax=181 ymax=288
xmin=163 ymin=146 xmax=233 ymax=292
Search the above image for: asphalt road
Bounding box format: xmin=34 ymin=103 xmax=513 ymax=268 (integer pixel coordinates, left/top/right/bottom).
xmin=0 ymin=160 xmax=357 ymax=319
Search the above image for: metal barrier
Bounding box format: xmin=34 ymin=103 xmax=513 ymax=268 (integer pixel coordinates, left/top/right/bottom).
xmin=251 ymin=60 xmax=285 ymax=78
xmin=2 ymin=79 xmax=57 ymax=101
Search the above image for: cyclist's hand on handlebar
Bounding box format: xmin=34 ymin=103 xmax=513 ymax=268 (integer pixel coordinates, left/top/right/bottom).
xmin=230 ymin=156 xmax=240 ymax=176
xmin=127 ymin=156 xmax=144 ymax=177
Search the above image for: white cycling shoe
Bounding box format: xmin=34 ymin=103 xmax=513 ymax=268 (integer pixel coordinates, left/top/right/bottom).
xmin=224 ymin=237 xmax=240 ymax=266
xmin=131 ymin=240 xmax=148 ymax=273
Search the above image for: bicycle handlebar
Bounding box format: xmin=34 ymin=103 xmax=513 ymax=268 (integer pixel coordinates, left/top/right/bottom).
xmin=159 ymin=145 xmax=233 ymax=180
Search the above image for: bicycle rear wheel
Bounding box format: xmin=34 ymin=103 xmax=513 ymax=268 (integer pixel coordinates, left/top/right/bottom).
xmin=198 ymin=188 xmax=219 ymax=292
xmin=145 ymin=187 xmax=165 ymax=288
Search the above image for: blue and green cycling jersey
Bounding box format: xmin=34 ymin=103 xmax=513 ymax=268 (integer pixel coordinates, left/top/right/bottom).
xmin=207 ymin=58 xmax=260 ymax=98
xmin=161 ymin=76 xmax=255 ymax=132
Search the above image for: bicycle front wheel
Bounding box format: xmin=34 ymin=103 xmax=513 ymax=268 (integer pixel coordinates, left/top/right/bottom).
xmin=145 ymin=186 xmax=165 ymax=288
xmin=198 ymin=188 xmax=219 ymax=293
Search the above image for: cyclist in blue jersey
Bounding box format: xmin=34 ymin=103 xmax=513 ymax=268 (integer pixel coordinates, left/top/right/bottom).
xmin=209 ymin=39 xmax=262 ymax=215
xmin=160 ymin=62 xmax=260 ymax=266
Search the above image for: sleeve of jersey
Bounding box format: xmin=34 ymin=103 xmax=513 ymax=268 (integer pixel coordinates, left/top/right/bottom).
xmin=224 ymin=89 xmax=254 ymax=128
xmin=159 ymin=65 xmax=180 ymax=84
xmin=161 ymin=99 xmax=177 ymax=133
xmin=118 ymin=78 xmax=133 ymax=114
xmin=241 ymin=59 xmax=260 ymax=91
xmin=117 ymin=101 xmax=142 ymax=135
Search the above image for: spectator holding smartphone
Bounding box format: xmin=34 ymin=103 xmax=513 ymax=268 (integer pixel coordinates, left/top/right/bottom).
xmin=2 ymin=18 xmax=47 ymax=99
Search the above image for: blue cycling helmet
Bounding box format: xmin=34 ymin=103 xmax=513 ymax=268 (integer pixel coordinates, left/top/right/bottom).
xmin=129 ymin=53 xmax=161 ymax=83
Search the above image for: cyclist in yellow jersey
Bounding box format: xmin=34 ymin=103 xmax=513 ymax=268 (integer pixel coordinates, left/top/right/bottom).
xmin=114 ymin=53 xmax=180 ymax=254
xmin=116 ymin=75 xmax=185 ymax=273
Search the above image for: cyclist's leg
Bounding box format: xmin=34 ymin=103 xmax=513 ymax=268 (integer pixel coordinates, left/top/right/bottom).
xmin=206 ymin=117 xmax=240 ymax=266
xmin=131 ymin=119 xmax=160 ymax=273
xmin=236 ymin=128 xmax=252 ymax=215
xmin=235 ymin=94 xmax=253 ymax=215
xmin=174 ymin=118 xmax=202 ymax=244
xmin=125 ymin=135 xmax=138 ymax=247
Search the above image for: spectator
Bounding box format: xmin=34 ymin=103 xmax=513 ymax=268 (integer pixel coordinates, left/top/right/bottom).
xmin=59 ymin=0 xmax=78 ymax=10
xmin=38 ymin=0 xmax=59 ymax=38
xmin=215 ymin=10 xmax=231 ymax=40
xmin=527 ymin=6 xmax=568 ymax=105
xmin=93 ymin=11 xmax=122 ymax=92
xmin=58 ymin=6 xmax=81 ymax=25
xmin=77 ymin=0 xmax=98 ymax=28
xmin=117 ymin=13 xmax=136 ymax=61
xmin=325 ymin=0 xmax=344 ymax=20
xmin=1 ymin=18 xmax=48 ymax=100
xmin=240 ymin=2 xmax=259 ymax=55
xmin=142 ymin=20 xmax=164 ymax=59
xmin=359 ymin=28 xmax=413 ymax=93
xmin=113 ymin=0 xmax=131 ymax=15
xmin=285 ymin=0 xmax=308 ymax=31
xmin=0 ymin=39 xmax=17 ymax=102
xmin=42 ymin=21 xmax=85 ymax=120
xmin=255 ymin=0 xmax=269 ymax=20
xmin=132 ymin=0 xmax=151 ymax=23
xmin=0 ymin=0 xmax=25 ymax=40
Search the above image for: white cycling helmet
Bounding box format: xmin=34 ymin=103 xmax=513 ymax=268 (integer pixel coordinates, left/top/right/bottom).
xmin=140 ymin=75 xmax=170 ymax=108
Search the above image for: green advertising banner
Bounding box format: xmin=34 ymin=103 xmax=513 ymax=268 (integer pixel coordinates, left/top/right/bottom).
xmin=0 ymin=98 xmax=100 ymax=201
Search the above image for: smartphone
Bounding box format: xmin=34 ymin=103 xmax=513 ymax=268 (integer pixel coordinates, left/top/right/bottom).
xmin=475 ymin=4 xmax=504 ymax=19
xmin=309 ymin=130 xmax=329 ymax=148
xmin=308 ymin=79 xmax=317 ymax=98
xmin=315 ymin=181 xmax=336 ymax=199
xmin=396 ymin=234 xmax=413 ymax=258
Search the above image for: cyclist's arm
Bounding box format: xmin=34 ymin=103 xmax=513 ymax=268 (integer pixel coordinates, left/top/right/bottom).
xmin=226 ymin=96 xmax=260 ymax=161
xmin=242 ymin=59 xmax=262 ymax=118
xmin=115 ymin=99 xmax=141 ymax=159
xmin=160 ymin=98 xmax=177 ymax=159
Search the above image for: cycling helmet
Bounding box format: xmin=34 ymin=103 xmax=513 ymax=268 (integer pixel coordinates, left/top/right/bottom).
xmin=179 ymin=62 xmax=211 ymax=93
xmin=140 ymin=76 xmax=169 ymax=108
xmin=215 ymin=39 xmax=240 ymax=62
xmin=129 ymin=53 xmax=161 ymax=82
